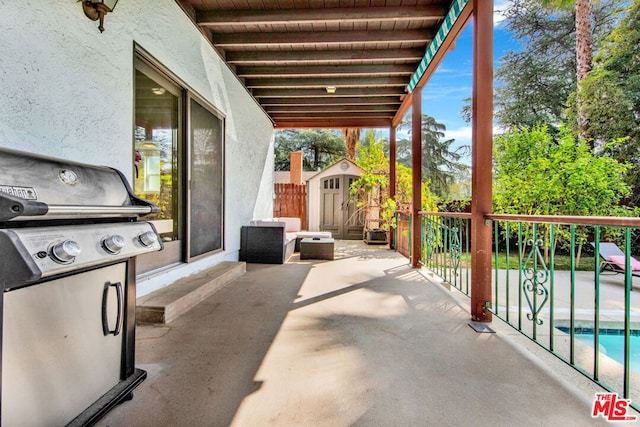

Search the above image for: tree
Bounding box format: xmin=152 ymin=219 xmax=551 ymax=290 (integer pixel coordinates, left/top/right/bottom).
xmin=397 ymin=114 xmax=469 ymax=199
xmin=539 ymin=0 xmax=593 ymax=143
xmin=350 ymin=130 xmax=438 ymax=232
xmin=541 ymin=0 xmax=630 ymax=144
xmin=539 ymin=0 xmax=594 ymax=81
xmin=342 ymin=128 xmax=361 ymax=161
xmin=274 ymin=129 xmax=345 ymax=171
xmin=494 ymin=125 xmax=636 ymax=259
xmin=494 ymin=125 xmax=631 ymax=217
xmin=494 ymin=0 xmax=620 ymax=133
xmin=572 ymin=0 xmax=640 ymax=205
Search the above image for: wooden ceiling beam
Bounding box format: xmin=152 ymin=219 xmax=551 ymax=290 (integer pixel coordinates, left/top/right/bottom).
xmin=197 ymin=6 xmax=447 ymax=26
xmin=212 ymin=30 xmax=434 ymax=48
xmin=236 ymin=64 xmax=414 ymax=78
xmin=266 ymin=105 xmax=398 ymax=114
xmin=225 ymin=48 xmax=425 ymax=65
xmin=252 ymin=87 xmax=407 ymax=98
xmin=274 ymin=118 xmax=392 ymax=129
xmin=270 ymin=111 xmax=393 ymax=118
xmin=261 ymin=97 xmax=402 ymax=106
xmin=245 ymin=76 xmax=409 ymax=89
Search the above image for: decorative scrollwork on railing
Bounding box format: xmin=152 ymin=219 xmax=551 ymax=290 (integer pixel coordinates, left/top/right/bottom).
xmin=522 ymin=238 xmax=550 ymax=325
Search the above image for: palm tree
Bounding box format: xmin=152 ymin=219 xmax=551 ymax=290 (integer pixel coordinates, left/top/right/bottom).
xmin=342 ymin=128 xmax=361 ymax=161
xmin=541 ymin=0 xmax=593 ymax=143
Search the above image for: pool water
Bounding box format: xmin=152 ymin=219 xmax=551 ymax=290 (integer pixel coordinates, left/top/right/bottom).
xmin=569 ymin=329 xmax=640 ymax=373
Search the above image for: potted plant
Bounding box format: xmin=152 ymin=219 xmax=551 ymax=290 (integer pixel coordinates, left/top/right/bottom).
xmin=348 ymin=132 xmax=395 ymax=245
xmin=349 ymin=130 xmax=440 ymax=246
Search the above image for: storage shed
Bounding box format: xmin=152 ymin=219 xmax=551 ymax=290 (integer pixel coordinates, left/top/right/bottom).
xmin=307 ymin=159 xmax=364 ymax=239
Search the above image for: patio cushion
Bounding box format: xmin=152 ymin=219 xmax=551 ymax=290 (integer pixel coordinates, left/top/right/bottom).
xmin=276 ymin=217 xmax=301 ymax=232
xmin=250 ymin=220 xmax=285 ymax=228
xmin=608 ymin=255 xmax=640 ymax=271
xmin=295 ymin=231 xmax=332 ymax=239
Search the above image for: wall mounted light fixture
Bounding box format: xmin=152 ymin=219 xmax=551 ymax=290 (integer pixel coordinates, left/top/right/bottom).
xmin=81 ymin=0 xmax=119 ymax=33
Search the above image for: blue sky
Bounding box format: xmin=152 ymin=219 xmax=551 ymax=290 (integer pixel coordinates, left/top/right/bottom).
xmin=401 ymin=1 xmax=520 ymax=163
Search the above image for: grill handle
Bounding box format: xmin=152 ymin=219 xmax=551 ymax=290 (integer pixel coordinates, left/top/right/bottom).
xmin=102 ymin=281 xmax=123 ymax=336
xmin=45 ymin=205 xmax=154 ymax=216
xmin=0 ymin=192 xmax=48 ymax=221
xmin=1 ymin=200 xmax=155 ymax=221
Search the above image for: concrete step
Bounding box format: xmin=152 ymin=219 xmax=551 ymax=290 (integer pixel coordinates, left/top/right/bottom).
xmin=136 ymin=261 xmax=246 ymax=324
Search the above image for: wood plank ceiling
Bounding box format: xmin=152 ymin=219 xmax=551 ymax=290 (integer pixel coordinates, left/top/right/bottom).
xmin=178 ymin=1 xmax=455 ymax=129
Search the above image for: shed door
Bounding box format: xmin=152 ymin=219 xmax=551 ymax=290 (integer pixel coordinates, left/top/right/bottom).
xmin=320 ymin=175 xmax=363 ymax=240
xmin=343 ymin=175 xmax=364 ymax=239
xmin=320 ymin=176 xmax=342 ymax=238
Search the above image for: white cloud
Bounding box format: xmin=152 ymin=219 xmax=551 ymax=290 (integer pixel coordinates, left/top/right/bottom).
xmin=445 ymin=125 xmax=507 ymax=144
xmin=494 ymin=0 xmax=513 ymax=27
xmin=423 ymin=85 xmax=472 ymax=101
xmin=445 ymin=126 xmax=473 ymax=143
xmin=494 ymin=124 xmax=508 ymax=136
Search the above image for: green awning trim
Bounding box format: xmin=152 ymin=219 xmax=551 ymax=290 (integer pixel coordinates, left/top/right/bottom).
xmin=407 ymin=0 xmax=470 ymax=92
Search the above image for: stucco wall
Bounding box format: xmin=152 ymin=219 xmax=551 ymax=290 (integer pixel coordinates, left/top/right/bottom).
xmin=0 ymin=0 xmax=275 ymax=296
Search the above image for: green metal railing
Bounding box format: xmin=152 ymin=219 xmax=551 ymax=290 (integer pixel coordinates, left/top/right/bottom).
xmin=489 ymin=215 xmax=640 ymax=410
xmin=420 ymin=212 xmax=471 ymax=296
xmin=410 ymin=212 xmax=640 ymax=409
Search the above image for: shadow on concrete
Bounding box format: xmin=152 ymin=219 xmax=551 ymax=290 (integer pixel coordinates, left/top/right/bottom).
xmin=98 ymin=261 xmax=313 ymax=427
xmin=290 ymin=263 xmax=418 ymax=311
xmin=333 ymin=240 xmax=400 ymax=261
xmin=227 ymin=250 xmax=603 ymax=426
xmin=98 ymin=241 xmax=605 ymax=426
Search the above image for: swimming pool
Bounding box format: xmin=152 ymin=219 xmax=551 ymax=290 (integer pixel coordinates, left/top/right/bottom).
xmin=558 ymin=327 xmax=640 ymax=373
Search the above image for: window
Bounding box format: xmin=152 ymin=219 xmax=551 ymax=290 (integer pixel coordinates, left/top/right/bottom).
xmin=133 ymin=51 xmax=225 ymax=272
xmin=134 ymin=58 xmax=183 ymax=272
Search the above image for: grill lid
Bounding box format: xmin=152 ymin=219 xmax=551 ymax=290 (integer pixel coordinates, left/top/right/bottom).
xmin=0 ymin=147 xmax=158 ymax=221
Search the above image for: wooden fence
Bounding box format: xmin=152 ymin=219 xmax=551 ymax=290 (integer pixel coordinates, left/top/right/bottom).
xmin=273 ymin=183 xmax=307 ymax=230
xmin=396 ymin=212 xmax=410 ymax=258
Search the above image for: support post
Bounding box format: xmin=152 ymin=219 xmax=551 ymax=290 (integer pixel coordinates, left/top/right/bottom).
xmin=389 ymin=126 xmax=397 ymax=250
xmin=411 ymin=91 xmax=422 ymax=268
xmin=470 ymin=0 xmax=493 ymax=322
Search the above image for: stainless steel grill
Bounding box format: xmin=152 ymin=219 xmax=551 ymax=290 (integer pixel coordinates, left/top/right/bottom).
xmin=0 ymin=147 xmax=163 ymax=426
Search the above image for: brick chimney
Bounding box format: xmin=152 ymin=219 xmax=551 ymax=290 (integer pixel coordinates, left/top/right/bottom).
xmin=290 ymin=151 xmax=303 ymax=185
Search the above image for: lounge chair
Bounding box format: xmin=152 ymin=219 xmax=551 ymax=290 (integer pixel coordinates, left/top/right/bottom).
xmin=590 ymin=242 xmax=640 ymax=277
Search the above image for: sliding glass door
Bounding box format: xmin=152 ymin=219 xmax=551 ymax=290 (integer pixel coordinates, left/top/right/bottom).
xmin=133 ymin=58 xmax=184 ymax=273
xmin=187 ymin=96 xmax=224 ymax=259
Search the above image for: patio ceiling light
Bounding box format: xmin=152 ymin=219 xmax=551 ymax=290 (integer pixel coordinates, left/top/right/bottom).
xmin=81 ymin=0 xmax=119 ymax=33
xmin=326 ymin=86 xmax=336 ymax=94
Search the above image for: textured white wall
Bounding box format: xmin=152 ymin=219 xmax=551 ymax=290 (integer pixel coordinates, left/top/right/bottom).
xmin=0 ymin=0 xmax=275 ymax=296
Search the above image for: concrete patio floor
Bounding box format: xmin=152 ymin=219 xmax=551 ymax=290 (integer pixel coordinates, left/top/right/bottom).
xmin=98 ymin=241 xmax=617 ymax=426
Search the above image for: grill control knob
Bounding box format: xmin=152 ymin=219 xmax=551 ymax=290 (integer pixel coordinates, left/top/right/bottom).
xmin=103 ymin=234 xmax=126 ymax=254
xmin=138 ymin=231 xmax=158 ymax=247
xmin=51 ymin=240 xmax=81 ymax=263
